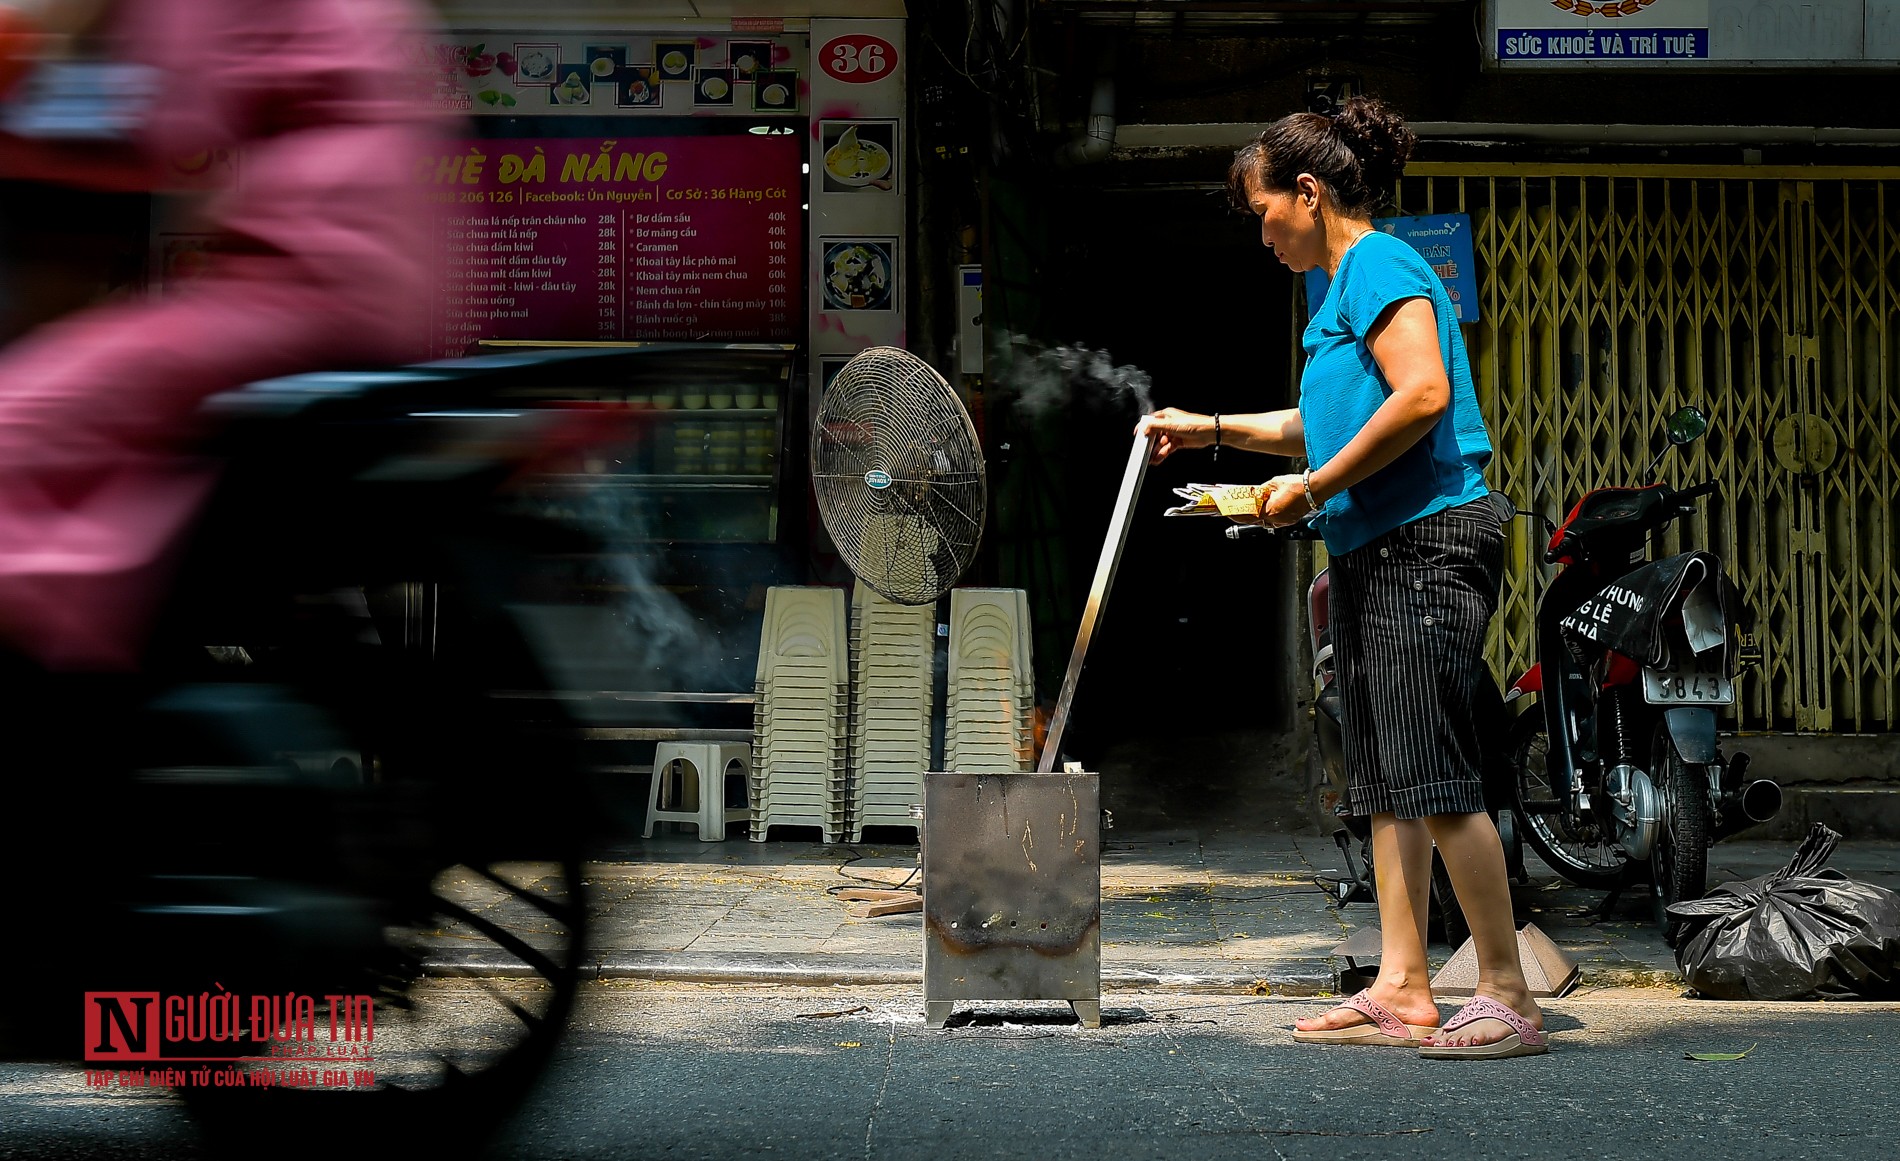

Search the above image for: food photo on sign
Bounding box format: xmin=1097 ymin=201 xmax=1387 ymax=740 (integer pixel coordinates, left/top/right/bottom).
xmin=655 ymin=41 xmax=694 ymax=81
xmin=694 ymin=67 xmax=735 ymax=106
xmin=728 ymin=41 xmax=772 ymax=80
xmin=549 ymin=63 xmax=591 ymax=105
xmin=753 ymin=70 xmax=797 ymax=111
xmin=585 ymin=44 xmax=627 ymax=82
xmin=617 ymin=66 xmax=662 ymax=107
xmin=820 ymin=120 xmax=895 ymax=192
xmin=819 ymin=355 xmax=852 ymax=395
xmin=511 ymin=42 xmax=558 ymax=86
xmin=822 ymin=238 xmax=896 ymax=311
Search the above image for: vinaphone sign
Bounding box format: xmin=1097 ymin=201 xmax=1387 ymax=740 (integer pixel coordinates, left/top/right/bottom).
xmin=1486 ymin=0 xmax=1900 ymax=66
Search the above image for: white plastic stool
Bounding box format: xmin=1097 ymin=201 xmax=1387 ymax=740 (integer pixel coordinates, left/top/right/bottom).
xmin=643 ymin=742 xmax=751 ymax=842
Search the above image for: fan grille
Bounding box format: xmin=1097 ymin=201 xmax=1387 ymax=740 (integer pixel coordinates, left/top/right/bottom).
xmin=812 ymin=347 xmax=986 ymax=605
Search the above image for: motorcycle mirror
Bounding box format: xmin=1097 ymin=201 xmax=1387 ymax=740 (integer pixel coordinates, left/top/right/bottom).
xmin=1667 ymin=406 xmax=1709 ymax=446
xmin=1484 ymin=490 xmax=1520 ymax=523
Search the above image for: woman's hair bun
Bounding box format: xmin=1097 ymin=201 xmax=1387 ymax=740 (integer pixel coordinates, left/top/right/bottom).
xmin=1225 ymin=93 xmax=1413 ymax=216
xmin=1331 ymin=96 xmax=1415 ymax=192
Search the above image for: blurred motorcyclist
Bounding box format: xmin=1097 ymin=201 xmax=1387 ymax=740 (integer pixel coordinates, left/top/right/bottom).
xmin=0 ymin=0 xmax=444 ymax=670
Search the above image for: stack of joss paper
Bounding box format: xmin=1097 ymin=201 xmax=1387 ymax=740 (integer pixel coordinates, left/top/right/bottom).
xmin=1163 ymin=483 xmax=1266 ymax=520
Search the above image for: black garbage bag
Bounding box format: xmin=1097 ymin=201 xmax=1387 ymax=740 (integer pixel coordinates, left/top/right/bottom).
xmin=1667 ymin=824 xmax=1900 ymax=1000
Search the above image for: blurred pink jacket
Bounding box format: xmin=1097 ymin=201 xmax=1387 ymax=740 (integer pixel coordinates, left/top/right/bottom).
xmin=0 ymin=0 xmax=445 ymax=669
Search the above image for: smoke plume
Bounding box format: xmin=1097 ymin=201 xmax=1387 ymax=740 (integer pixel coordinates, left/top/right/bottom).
xmin=1000 ymin=339 xmax=1156 ymax=419
xmin=514 ymin=486 xmax=750 ymax=707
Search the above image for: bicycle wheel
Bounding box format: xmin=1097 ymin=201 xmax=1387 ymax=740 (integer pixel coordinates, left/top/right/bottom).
xmin=1507 ymin=702 xmax=1628 ymax=888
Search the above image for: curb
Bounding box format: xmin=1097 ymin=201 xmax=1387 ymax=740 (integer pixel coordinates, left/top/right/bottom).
xmin=422 ymin=952 xmax=1345 ymax=996
xmin=599 ymin=953 xmax=921 ymax=987
xmin=421 ymin=951 xmax=1681 ymax=995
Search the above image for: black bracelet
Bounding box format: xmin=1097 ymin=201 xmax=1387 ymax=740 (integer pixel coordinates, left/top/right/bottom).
xmin=1213 ymin=413 xmax=1221 ymax=462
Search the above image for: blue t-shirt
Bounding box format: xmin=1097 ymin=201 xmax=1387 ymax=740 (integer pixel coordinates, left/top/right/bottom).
xmin=1300 ymin=230 xmax=1492 ymax=555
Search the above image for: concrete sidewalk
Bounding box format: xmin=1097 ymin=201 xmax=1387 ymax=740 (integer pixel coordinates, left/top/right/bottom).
xmin=423 ymin=830 xmax=1900 ymax=995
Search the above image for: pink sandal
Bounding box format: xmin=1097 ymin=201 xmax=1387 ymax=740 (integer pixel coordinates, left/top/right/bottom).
xmin=1417 ymin=996 xmax=1548 ymax=1059
xmin=1292 ymin=989 xmax=1438 ymax=1047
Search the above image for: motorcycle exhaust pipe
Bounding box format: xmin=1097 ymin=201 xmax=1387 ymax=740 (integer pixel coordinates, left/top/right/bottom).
xmin=1740 ymin=778 xmax=1782 ymax=823
xmin=1712 ymin=779 xmax=1782 ymax=841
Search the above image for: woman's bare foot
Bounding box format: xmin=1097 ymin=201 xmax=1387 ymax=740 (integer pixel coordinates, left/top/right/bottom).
xmin=1293 ymin=979 xmax=1439 ymax=1034
xmin=1420 ymin=985 xmax=1542 ymax=1047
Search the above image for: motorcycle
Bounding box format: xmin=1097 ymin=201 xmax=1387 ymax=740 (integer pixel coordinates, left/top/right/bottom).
xmin=1231 ymin=513 xmax=1527 ymax=948
xmin=1497 ymin=405 xmax=1782 ymax=938
xmin=0 ymin=347 xmax=670 ymax=1142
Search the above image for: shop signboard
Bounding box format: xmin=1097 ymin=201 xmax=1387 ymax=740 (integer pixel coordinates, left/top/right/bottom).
xmin=416 ymin=29 xmax=808 ymax=356
xmin=808 ymin=18 xmax=907 ymax=372
xmin=427 ymin=134 xmax=802 ymax=355
xmin=1303 ymin=213 xmax=1480 ymax=325
xmin=1487 ymin=0 xmax=1900 ymax=65
xmin=805 ymin=17 xmax=907 ymax=572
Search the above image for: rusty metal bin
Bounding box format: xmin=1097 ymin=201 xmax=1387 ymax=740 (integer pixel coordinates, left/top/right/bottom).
xmin=920 ymin=769 xmax=1101 ymax=1028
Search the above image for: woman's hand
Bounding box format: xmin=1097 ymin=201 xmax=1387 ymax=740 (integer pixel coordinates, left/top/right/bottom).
xmin=1257 ymin=473 xmax=1314 ymax=528
xmin=1135 ymin=408 xmax=1213 ymax=465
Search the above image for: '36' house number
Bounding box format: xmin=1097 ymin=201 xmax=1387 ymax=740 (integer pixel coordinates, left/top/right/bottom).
xmin=820 ymin=35 xmax=896 ymax=83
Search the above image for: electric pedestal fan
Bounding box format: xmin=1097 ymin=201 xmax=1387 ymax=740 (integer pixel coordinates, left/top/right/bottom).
xmin=811 ymin=347 xmax=986 ymax=605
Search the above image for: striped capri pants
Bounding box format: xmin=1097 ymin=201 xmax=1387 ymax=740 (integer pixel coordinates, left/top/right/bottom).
xmin=1328 ymin=496 xmax=1505 ymax=819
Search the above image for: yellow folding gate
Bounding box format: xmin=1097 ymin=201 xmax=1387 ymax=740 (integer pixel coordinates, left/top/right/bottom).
xmin=1397 ymin=165 xmax=1900 ymax=733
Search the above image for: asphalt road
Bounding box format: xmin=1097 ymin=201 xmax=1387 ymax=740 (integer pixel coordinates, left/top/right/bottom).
xmin=5 ymin=981 xmax=1894 ymax=1160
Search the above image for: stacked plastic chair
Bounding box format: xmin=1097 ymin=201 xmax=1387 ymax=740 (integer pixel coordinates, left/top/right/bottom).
xmin=751 ymin=586 xmax=849 ymax=842
xmin=944 ymin=588 xmax=1035 ymax=773
xmin=847 ymin=584 xmax=936 ymax=841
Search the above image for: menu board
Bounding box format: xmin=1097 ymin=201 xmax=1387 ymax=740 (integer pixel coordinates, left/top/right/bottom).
xmin=429 ymin=132 xmax=802 ymax=356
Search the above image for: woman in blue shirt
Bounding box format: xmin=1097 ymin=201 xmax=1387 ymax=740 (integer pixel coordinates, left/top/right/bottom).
xmin=1140 ymin=97 xmax=1546 ymax=1059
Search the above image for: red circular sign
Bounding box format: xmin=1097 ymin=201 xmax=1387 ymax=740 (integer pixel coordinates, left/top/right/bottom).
xmin=819 ymin=35 xmax=896 ymax=83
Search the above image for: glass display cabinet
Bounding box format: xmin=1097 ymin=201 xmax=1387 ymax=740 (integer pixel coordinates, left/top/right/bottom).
xmin=462 ymin=340 xmax=806 ymax=743
xmin=476 ymin=340 xmax=795 ymax=546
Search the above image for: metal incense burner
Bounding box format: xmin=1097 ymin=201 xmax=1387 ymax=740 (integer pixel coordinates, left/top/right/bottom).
xmin=919 ymin=769 xmax=1102 ymax=1028
xmin=917 ymin=432 xmax=1151 ymax=1030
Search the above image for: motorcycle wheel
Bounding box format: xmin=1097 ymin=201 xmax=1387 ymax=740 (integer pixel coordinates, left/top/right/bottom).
xmin=1428 ymin=851 xmax=1470 ymax=948
xmin=1498 ymin=807 xmax=1529 ymax=884
xmin=1650 ymin=720 xmax=1710 ymax=946
xmin=176 ymin=555 xmax=591 ymax=1145
xmin=1507 ymin=703 xmax=1629 ymax=889
xmin=183 ymin=854 xmax=588 ymax=1151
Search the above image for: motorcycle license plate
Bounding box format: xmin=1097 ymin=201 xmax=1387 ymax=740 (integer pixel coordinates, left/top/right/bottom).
xmin=1641 ymin=666 xmax=1734 ymax=705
